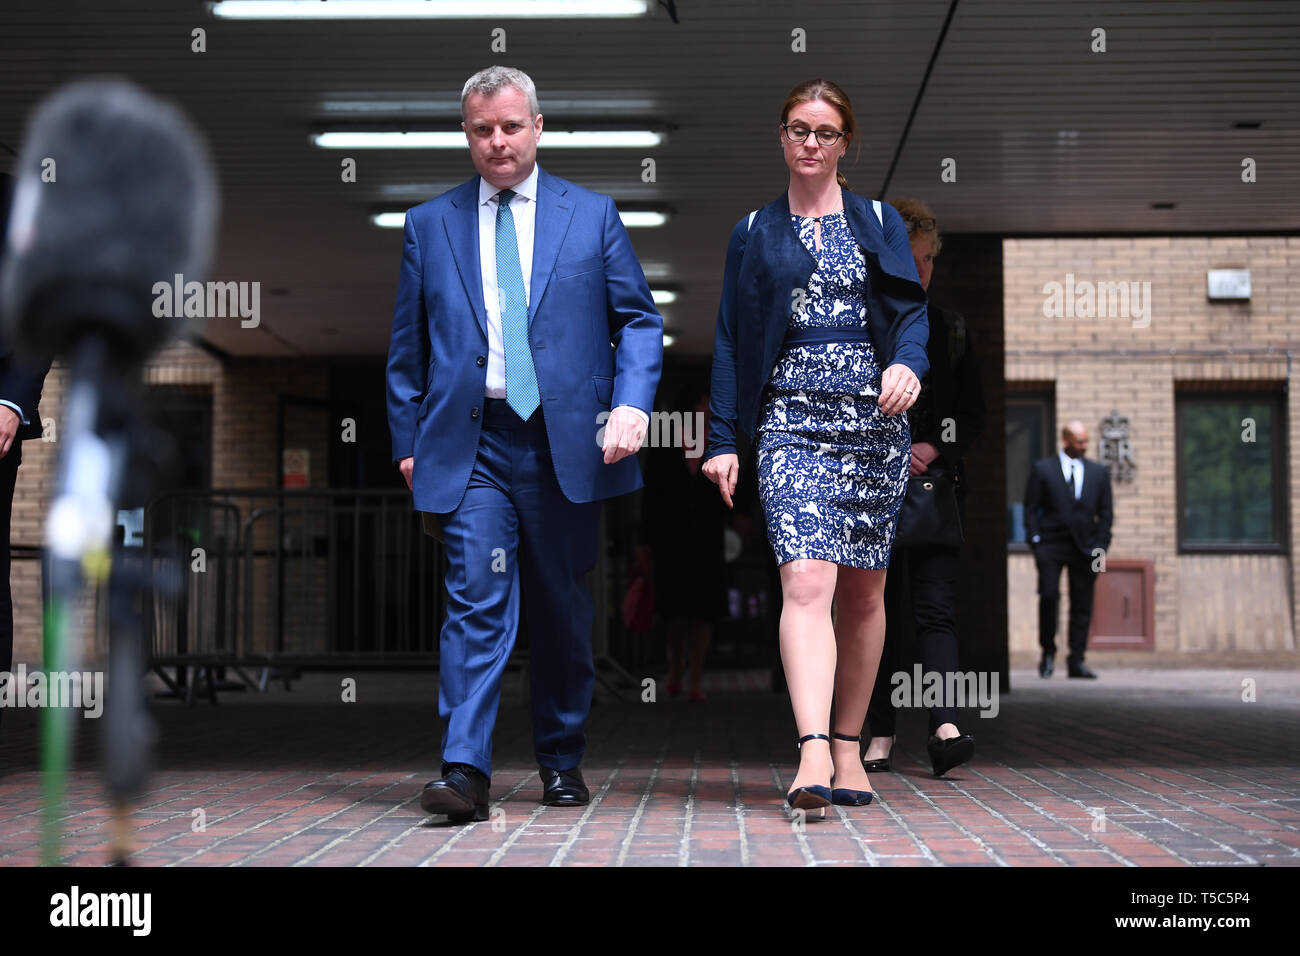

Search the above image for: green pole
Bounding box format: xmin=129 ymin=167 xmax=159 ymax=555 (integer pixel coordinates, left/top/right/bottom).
xmin=39 ymin=598 xmax=70 ymax=866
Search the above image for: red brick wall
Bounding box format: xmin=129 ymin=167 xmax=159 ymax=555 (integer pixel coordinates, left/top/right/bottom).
xmin=9 ymin=340 xmax=329 ymax=666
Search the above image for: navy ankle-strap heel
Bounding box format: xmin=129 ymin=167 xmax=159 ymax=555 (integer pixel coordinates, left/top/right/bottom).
xmin=786 ymin=734 xmax=832 ymax=810
xmin=829 ymin=733 xmax=875 ymax=806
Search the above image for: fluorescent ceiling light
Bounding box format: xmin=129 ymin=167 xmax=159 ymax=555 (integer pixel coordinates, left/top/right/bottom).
xmin=212 ymin=1 xmax=651 ymax=18
xmin=651 ymin=289 xmax=677 ymax=304
xmin=378 ymin=183 xmax=459 ymax=198
xmin=315 ymin=130 xmax=662 ymax=149
xmin=619 ymin=211 xmax=668 ymax=228
xmin=322 ymin=99 xmax=462 ymax=116
xmin=321 ymin=97 xmax=657 ymax=116
xmin=379 ymin=181 xmax=653 ymax=199
xmin=376 ymin=209 xmax=668 ymax=230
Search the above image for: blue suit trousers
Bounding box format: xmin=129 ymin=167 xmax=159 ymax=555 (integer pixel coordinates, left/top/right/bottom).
xmin=436 ymin=398 xmax=600 ymax=778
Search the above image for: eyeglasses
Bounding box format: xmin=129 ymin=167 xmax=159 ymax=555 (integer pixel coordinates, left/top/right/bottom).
xmin=903 ymin=217 xmax=937 ymax=232
xmin=781 ymin=124 xmax=847 ymax=147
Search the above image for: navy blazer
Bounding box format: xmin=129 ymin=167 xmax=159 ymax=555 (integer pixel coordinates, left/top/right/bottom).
xmin=385 ymin=165 xmax=663 ymax=514
xmin=705 ymin=189 xmax=930 ymax=461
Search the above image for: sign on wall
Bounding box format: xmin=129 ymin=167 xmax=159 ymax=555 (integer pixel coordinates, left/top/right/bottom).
xmin=282 ymin=448 xmax=310 ymax=488
xmin=1207 ymin=269 xmax=1251 ymax=300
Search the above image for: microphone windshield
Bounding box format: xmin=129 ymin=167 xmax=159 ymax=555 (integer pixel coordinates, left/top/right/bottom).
xmin=0 ymin=76 xmax=219 ymax=364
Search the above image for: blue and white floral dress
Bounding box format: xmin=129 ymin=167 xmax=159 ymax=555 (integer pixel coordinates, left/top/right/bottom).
xmin=756 ymin=212 xmax=910 ymax=569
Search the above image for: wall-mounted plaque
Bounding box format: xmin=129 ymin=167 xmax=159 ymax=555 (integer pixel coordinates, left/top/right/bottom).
xmin=1099 ymin=409 xmax=1135 ymax=483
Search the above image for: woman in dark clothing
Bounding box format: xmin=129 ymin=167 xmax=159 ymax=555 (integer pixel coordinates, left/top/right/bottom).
xmin=641 ymin=389 xmax=727 ymax=701
xmin=864 ymin=198 xmax=986 ymax=777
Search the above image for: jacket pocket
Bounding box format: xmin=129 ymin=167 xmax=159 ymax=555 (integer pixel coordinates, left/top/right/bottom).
xmin=555 ymin=255 xmax=603 ymax=278
xmin=593 ymin=375 xmax=613 ymax=406
xmin=417 ymin=361 xmax=436 ymax=419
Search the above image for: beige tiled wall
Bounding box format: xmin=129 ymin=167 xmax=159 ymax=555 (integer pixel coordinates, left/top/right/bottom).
xmin=1004 ymin=237 xmax=1300 ymax=654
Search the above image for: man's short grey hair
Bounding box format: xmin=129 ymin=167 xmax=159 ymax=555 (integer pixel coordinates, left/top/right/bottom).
xmin=460 ymin=66 xmax=540 ymax=119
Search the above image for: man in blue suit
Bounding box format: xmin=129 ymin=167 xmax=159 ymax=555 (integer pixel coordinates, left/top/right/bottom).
xmin=0 ymin=172 xmax=51 ymax=729
xmin=386 ymin=67 xmax=662 ymax=822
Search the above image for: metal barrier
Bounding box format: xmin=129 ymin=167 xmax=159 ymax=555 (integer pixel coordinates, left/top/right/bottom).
xmin=143 ymin=489 xmax=447 ymax=699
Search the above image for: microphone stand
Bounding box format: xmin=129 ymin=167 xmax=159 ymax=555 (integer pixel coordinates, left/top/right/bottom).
xmin=40 ymin=334 xmax=158 ymax=865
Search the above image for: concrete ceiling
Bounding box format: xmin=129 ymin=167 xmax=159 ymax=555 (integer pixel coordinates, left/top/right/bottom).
xmin=2 ymin=0 xmax=1297 ymax=358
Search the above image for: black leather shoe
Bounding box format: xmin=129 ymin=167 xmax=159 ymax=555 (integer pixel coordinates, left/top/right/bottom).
xmin=861 ymin=734 xmax=895 ymax=773
xmin=927 ymin=733 xmax=975 ymax=777
xmin=540 ymin=766 xmax=589 ymax=806
xmin=1068 ymin=662 xmax=1098 ymax=679
xmin=1038 ymin=654 xmax=1054 ymax=678
xmin=421 ymin=763 xmax=490 ymax=822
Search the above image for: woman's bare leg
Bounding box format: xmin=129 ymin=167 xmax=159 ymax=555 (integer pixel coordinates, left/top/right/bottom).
xmin=829 ymin=566 xmax=888 ymax=791
xmin=779 ymin=558 xmax=839 ymax=793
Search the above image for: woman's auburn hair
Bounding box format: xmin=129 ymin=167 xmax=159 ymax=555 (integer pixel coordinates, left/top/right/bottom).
xmin=780 ymin=78 xmax=856 ymax=190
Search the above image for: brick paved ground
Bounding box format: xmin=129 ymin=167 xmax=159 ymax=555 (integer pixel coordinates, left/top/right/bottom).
xmin=1 ymin=666 xmax=1297 ymax=866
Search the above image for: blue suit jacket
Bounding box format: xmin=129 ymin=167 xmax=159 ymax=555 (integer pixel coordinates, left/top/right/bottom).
xmin=705 ymin=189 xmax=930 ymax=460
xmin=386 ymin=165 xmax=663 ymax=514
xmin=0 ymin=172 xmax=49 ymax=441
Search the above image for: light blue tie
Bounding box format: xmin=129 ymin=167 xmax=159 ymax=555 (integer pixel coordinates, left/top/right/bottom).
xmin=495 ymin=188 xmax=539 ymax=420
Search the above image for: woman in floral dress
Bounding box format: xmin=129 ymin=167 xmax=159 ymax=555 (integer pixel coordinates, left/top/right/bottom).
xmin=703 ymin=79 xmax=930 ymax=813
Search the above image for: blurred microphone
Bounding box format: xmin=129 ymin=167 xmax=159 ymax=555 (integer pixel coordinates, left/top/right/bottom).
xmin=0 ymin=76 xmax=218 ymax=367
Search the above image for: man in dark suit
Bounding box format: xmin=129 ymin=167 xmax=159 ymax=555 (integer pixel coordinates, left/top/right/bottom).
xmin=385 ymin=67 xmax=662 ymax=822
xmin=0 ymin=171 xmax=52 ymax=718
xmin=1024 ymin=420 xmax=1113 ymax=679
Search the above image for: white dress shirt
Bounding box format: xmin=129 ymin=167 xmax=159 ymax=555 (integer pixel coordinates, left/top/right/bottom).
xmin=0 ymin=400 xmax=25 ymax=424
xmin=475 ymin=164 xmax=647 ymax=424
xmin=478 ymin=164 xmax=538 ymax=399
xmin=1059 ymin=449 xmax=1082 ymax=499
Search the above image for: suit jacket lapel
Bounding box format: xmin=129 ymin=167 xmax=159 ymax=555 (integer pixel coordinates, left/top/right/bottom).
xmin=443 ymin=177 xmax=488 ymax=342
xmin=528 ymin=167 xmax=575 ymax=327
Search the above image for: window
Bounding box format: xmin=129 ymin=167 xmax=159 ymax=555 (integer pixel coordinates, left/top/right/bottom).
xmin=1176 ymin=390 xmax=1285 ymax=551
xmin=148 ymin=385 xmax=213 ymax=489
xmin=1006 ymin=388 xmax=1054 ymax=546
xmin=136 ymin=384 xmax=213 ymax=552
